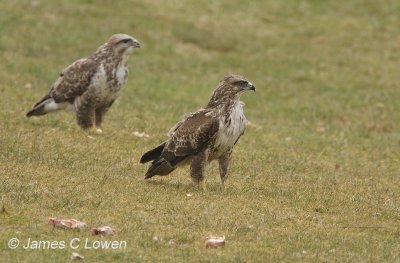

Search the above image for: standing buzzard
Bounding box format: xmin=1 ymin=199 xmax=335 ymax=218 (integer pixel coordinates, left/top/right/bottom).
xmin=140 ymin=74 xmax=255 ymax=189
xmin=26 ymin=34 xmax=140 ymax=133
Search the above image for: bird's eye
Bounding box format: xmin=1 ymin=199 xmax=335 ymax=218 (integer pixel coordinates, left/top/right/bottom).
xmin=121 ymin=39 xmax=131 ymax=44
xmin=233 ymin=80 xmax=248 ymax=86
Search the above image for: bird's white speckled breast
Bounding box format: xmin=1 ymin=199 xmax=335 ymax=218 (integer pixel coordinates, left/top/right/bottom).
xmin=115 ymin=64 xmax=128 ymax=87
xmin=211 ymin=101 xmax=247 ymax=159
xmin=91 ymin=63 xmax=125 ymax=106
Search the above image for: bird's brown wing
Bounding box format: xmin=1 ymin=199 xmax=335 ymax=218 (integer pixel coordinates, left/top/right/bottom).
xmin=163 ymin=110 xmax=219 ymax=160
xmin=141 ymin=109 xmax=219 ymax=178
xmin=42 ymin=57 xmax=98 ymax=104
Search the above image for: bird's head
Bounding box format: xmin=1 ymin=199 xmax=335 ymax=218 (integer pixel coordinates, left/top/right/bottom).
xmin=207 ymin=74 xmax=255 ymax=108
xmin=107 ymin=33 xmax=140 ymax=56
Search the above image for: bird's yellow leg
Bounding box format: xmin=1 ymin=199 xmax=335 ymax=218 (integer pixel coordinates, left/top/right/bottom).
xmin=220 ymin=181 xmax=226 ymax=191
xmin=84 ymin=126 xmax=102 ymax=138
xmin=200 ymin=180 xmax=207 ymax=191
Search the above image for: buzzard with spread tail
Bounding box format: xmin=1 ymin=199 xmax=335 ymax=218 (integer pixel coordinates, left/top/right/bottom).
xmin=140 ymin=74 xmax=255 ymax=189
xmin=26 ymin=34 xmax=140 ymax=133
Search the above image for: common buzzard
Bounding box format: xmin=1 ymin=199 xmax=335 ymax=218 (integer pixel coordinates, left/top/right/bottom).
xmin=26 ymin=34 xmax=140 ymax=133
xmin=140 ymin=74 xmax=255 ymax=189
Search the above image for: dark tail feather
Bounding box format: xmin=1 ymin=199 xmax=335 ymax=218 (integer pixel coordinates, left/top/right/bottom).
xmin=26 ymin=91 xmax=53 ymax=117
xmin=33 ymin=93 xmax=52 ymax=108
xmin=26 ymin=99 xmax=51 ymax=117
xmin=140 ymin=142 xmax=166 ymax=163
xmin=144 ymin=158 xmax=175 ymax=179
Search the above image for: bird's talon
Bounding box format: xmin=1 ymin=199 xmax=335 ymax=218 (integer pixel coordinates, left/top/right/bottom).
xmin=200 ymin=181 xmax=207 ymax=191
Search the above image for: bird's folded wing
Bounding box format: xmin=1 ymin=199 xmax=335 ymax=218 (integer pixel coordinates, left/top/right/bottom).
xmin=165 ymin=110 xmax=219 ymax=156
xmin=50 ymin=57 xmax=98 ymax=103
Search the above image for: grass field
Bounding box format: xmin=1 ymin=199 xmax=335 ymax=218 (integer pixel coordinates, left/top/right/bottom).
xmin=1 ymin=0 xmax=400 ymax=262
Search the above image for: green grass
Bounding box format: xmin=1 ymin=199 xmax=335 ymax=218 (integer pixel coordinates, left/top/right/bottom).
xmin=1 ymin=0 xmax=400 ymax=262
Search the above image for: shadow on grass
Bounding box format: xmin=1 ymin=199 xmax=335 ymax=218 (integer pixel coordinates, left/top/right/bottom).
xmin=145 ymin=179 xmax=191 ymax=190
xmin=144 ymin=178 xmax=226 ymax=193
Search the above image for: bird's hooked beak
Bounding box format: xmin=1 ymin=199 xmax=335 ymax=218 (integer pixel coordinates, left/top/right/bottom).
xmin=244 ymin=81 xmax=256 ymax=92
xmin=131 ymin=39 xmax=141 ymax=48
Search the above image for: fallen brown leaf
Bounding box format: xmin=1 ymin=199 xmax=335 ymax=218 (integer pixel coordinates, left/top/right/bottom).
xmin=48 ymin=218 xmax=88 ymax=230
xmin=91 ymin=226 xmax=116 ymax=236
xmin=71 ymin=252 xmax=84 ymax=260
xmin=205 ymin=236 xmax=225 ymax=248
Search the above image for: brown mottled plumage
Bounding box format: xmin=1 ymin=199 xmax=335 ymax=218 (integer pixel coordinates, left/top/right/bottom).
xmin=26 ymin=34 xmax=140 ymax=132
xmin=140 ymin=74 xmax=255 ymax=189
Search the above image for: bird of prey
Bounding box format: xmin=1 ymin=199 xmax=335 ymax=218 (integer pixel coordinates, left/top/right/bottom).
xmin=140 ymin=74 xmax=255 ymax=189
xmin=26 ymin=33 xmax=140 ymax=133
